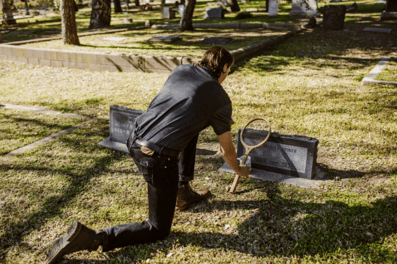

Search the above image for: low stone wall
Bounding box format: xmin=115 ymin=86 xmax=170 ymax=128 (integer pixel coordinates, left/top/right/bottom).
xmin=0 ymin=24 xmax=305 ymax=73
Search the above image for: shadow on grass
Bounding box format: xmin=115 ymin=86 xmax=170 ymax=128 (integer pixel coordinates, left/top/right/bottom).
xmin=61 ymin=179 xmax=397 ymax=263
xmin=0 ymin=118 xmax=127 ymax=260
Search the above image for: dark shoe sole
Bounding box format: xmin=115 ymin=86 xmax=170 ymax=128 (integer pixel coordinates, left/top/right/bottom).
xmin=46 ymin=221 xmax=82 ymax=264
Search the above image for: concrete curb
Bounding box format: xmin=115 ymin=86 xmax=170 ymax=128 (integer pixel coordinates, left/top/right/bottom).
xmin=362 ymin=56 xmax=397 ymax=86
xmin=0 ymin=22 xmax=307 ymax=73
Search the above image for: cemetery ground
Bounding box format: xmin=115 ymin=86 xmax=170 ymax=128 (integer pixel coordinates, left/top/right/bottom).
xmin=1 ymin=1 xmax=397 ymax=264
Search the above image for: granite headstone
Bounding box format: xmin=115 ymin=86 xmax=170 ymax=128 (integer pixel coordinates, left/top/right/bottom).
xmin=162 ymin=6 xmax=169 ymax=18
xmin=381 ymin=0 xmax=397 ymax=20
xmin=178 ymin=4 xmax=185 ymax=15
xmin=323 ymin=5 xmax=346 ymax=30
xmin=268 ymin=0 xmax=278 ymax=16
xmin=98 ymin=106 xmax=144 ymax=153
xmin=205 ymin=7 xmax=225 ymax=19
xmin=235 ymin=129 xmax=319 ymax=179
xmin=290 ymin=0 xmax=319 ymax=17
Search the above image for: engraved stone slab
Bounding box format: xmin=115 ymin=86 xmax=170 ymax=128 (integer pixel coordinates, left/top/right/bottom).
xmin=380 ymin=11 xmax=397 ymax=20
xmin=386 ymin=0 xmax=397 ymax=11
xmin=290 ymin=0 xmax=319 ymax=17
xmin=98 ymin=106 xmax=143 ymax=153
xmin=268 ymin=0 xmax=279 ymax=16
xmin=102 ymin=37 xmax=129 ymax=41
xmin=323 ymin=5 xmax=346 ymax=30
xmin=363 ymin=27 xmax=393 ymax=33
xmin=235 ymin=129 xmax=319 ymax=179
xmin=205 ymin=7 xmax=225 ymax=19
xmin=147 ymin=35 xmax=182 ymax=43
xmin=200 ymin=37 xmax=233 ymax=45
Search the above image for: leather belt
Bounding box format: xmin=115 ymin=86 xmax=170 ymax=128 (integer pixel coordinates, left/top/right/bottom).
xmin=135 ymin=139 xmax=181 ymax=158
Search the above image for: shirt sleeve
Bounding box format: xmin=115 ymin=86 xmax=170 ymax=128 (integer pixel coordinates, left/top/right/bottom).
xmin=209 ymin=104 xmax=232 ymax=135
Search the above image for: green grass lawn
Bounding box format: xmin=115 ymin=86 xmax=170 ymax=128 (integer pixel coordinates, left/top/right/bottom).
xmin=0 ymin=108 xmax=85 ymax=155
xmin=375 ymin=58 xmax=397 ymax=82
xmin=1 ymin=1 xmax=397 ymax=263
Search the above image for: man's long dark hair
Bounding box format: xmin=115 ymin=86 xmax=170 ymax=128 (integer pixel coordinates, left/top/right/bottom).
xmin=197 ymin=46 xmax=234 ymax=79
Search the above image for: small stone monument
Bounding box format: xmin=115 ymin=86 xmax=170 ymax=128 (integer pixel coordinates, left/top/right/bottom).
xmin=290 ymin=0 xmax=319 ymax=17
xmin=268 ymin=0 xmax=278 ymax=16
xmin=205 ymin=7 xmax=225 ymax=19
xmin=162 ymin=6 xmax=169 ymax=18
xmin=323 ymin=5 xmax=346 ymax=30
xmin=98 ymin=106 xmax=144 ymax=153
xmin=381 ymin=0 xmax=397 ymax=20
xmin=145 ymin=20 xmax=153 ymax=28
xmin=123 ymin=18 xmax=133 ymax=23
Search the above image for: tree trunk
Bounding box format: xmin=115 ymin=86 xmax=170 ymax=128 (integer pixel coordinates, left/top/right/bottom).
xmin=61 ymin=0 xmax=80 ymax=45
xmin=89 ymin=0 xmax=111 ymax=29
xmin=114 ymin=0 xmax=122 ymax=13
xmin=180 ymin=0 xmax=195 ymax=31
xmin=2 ymin=0 xmax=17 ymax=25
xmin=226 ymin=0 xmax=240 ymax=12
xmin=135 ymin=0 xmax=139 ymax=6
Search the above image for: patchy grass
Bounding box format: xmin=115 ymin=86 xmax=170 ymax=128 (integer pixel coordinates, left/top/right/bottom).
xmin=1 ymin=3 xmax=397 ymax=264
xmin=0 ymin=108 xmax=85 ymax=155
xmin=375 ymin=58 xmax=397 ymax=82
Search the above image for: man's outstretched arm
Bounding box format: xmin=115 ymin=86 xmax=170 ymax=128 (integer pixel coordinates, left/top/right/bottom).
xmin=218 ymin=131 xmax=250 ymax=178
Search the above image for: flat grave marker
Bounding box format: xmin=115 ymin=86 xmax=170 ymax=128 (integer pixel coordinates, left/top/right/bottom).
xmin=363 ymin=27 xmax=393 ymax=33
xmin=147 ymin=35 xmax=182 ymax=43
xmin=200 ymin=37 xmax=233 ymax=45
xmin=102 ymin=37 xmax=129 ymax=41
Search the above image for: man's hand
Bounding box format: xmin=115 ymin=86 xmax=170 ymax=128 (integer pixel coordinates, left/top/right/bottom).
xmin=238 ymin=165 xmax=251 ymax=178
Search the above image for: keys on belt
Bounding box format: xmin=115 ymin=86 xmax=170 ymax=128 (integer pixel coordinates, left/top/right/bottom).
xmin=135 ymin=139 xmax=181 ymax=158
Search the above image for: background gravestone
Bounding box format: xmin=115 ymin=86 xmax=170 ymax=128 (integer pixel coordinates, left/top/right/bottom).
xmin=200 ymin=37 xmax=233 ymax=45
xmin=290 ymin=0 xmax=319 ymax=17
xmin=98 ymin=106 xmax=144 ymax=153
xmin=205 ymin=7 xmax=225 ymax=19
xmin=268 ymin=0 xmax=278 ymax=16
xmin=323 ymin=5 xmax=346 ymax=30
xmin=162 ymin=6 xmax=169 ymax=18
xmin=178 ymin=4 xmax=185 ymax=15
xmin=381 ymin=0 xmax=397 ymax=20
xmin=235 ymin=129 xmax=319 ymax=179
xmin=147 ymin=35 xmax=182 ymax=43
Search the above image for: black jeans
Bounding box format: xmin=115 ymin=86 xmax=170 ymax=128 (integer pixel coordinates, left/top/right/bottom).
xmin=102 ymin=135 xmax=198 ymax=252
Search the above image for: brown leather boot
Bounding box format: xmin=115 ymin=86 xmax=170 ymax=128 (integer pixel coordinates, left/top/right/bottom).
xmin=176 ymin=183 xmax=212 ymax=211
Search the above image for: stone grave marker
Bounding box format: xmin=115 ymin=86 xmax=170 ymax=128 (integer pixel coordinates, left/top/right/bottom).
xmin=220 ymin=129 xmax=319 ymax=180
xmin=205 ymin=7 xmax=225 ymax=19
xmin=123 ymin=18 xmax=133 ymax=23
xmin=323 ymin=5 xmax=346 ymax=30
xmin=268 ymin=0 xmax=278 ymax=16
xmin=147 ymin=35 xmax=182 ymax=43
xmin=290 ymin=0 xmax=319 ymax=17
xmin=162 ymin=6 xmax=169 ymax=18
xmin=381 ymin=0 xmax=397 ymax=20
xmin=102 ymin=37 xmax=129 ymax=41
xmin=200 ymin=37 xmax=233 ymax=45
xmin=98 ymin=105 xmax=144 ymax=153
xmin=363 ymin=27 xmax=392 ymax=33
